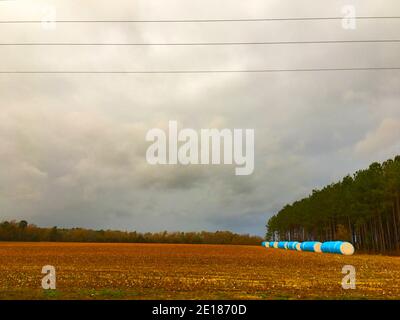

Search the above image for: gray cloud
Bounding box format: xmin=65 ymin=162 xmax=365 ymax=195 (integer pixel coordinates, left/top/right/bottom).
xmin=1 ymin=0 xmax=400 ymax=236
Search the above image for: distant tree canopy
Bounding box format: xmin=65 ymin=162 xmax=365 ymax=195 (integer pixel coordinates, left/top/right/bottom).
xmin=266 ymin=155 xmax=400 ymax=253
xmin=0 ymin=221 xmax=262 ymax=245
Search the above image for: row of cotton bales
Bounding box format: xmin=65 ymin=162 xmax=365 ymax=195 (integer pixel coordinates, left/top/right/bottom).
xmin=261 ymin=241 xmax=354 ymax=256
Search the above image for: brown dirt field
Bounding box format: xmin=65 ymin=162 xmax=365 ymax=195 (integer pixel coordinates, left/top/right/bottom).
xmin=0 ymin=242 xmax=399 ymax=299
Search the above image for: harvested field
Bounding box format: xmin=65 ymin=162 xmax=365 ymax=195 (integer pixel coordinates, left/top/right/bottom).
xmin=0 ymin=242 xmax=399 ymax=299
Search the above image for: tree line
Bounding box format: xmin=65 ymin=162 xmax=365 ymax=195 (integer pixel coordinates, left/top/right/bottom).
xmin=266 ymin=155 xmax=400 ymax=253
xmin=0 ymin=220 xmax=262 ymax=245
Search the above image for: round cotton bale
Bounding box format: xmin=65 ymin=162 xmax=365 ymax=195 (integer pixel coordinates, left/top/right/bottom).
xmin=285 ymin=241 xmax=294 ymax=250
xmin=261 ymin=241 xmax=267 ymax=247
xmin=321 ymin=241 xmax=354 ymax=255
xmin=300 ymin=241 xmax=322 ymax=252
xmin=295 ymin=243 xmax=302 ymax=251
xmin=314 ymin=242 xmax=322 ymax=253
xmin=265 ymin=242 xmax=270 ymax=248
xmin=269 ymin=241 xmax=275 ymax=248
xmin=340 ymin=242 xmax=355 ymax=255
xmin=273 ymin=242 xmax=279 ymax=248
xmin=288 ymin=241 xmax=300 ymax=250
xmin=278 ymin=241 xmax=287 ymax=249
xmin=321 ymin=241 xmax=340 ymax=253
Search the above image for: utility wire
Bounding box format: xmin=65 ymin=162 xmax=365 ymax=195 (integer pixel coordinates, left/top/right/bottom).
xmin=1 ymin=16 xmax=400 ymax=23
xmin=1 ymin=67 xmax=400 ymax=74
xmin=1 ymin=39 xmax=400 ymax=46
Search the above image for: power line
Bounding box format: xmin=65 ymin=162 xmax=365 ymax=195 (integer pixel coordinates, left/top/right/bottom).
xmin=1 ymin=39 xmax=400 ymax=46
xmin=1 ymin=16 xmax=400 ymax=23
xmin=1 ymin=67 xmax=400 ymax=74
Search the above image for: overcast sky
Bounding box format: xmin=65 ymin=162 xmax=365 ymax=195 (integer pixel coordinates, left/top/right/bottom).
xmin=1 ymin=0 xmax=400 ymax=236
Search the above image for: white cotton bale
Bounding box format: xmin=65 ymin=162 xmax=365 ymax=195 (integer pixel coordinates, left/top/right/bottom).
xmin=284 ymin=242 xmax=289 ymax=249
xmin=314 ymin=242 xmax=322 ymax=253
xmin=340 ymin=242 xmax=355 ymax=255
xmin=261 ymin=241 xmax=267 ymax=247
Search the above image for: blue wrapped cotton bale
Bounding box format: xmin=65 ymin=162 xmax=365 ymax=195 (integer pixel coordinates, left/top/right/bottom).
xmin=284 ymin=242 xmax=290 ymax=249
xmin=320 ymin=241 xmax=341 ymax=253
xmin=321 ymin=241 xmax=354 ymax=255
xmin=261 ymin=241 xmax=267 ymax=247
xmin=285 ymin=242 xmax=293 ymax=250
xmin=278 ymin=241 xmax=288 ymax=249
xmin=268 ymin=241 xmax=274 ymax=248
xmin=300 ymin=241 xmax=322 ymax=253
xmin=287 ymin=241 xmax=300 ymax=250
